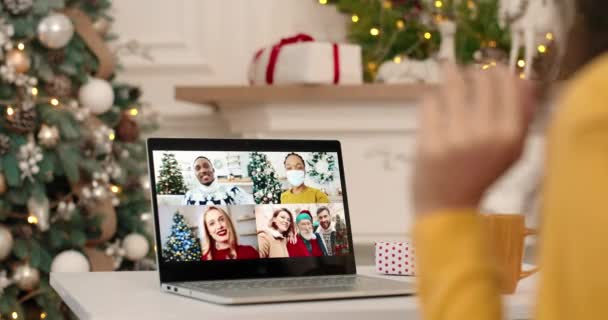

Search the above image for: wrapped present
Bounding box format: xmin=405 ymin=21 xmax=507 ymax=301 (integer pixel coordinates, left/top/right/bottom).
xmin=375 ymin=241 xmax=416 ymax=276
xmin=248 ymin=33 xmax=363 ymax=85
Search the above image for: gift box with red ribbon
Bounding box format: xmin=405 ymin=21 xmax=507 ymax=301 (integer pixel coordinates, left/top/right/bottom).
xmin=248 ymin=33 xmax=362 ymax=85
xmin=375 ymin=241 xmax=416 ymax=276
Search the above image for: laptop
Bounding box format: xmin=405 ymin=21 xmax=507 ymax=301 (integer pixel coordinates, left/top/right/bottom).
xmin=146 ymin=138 xmax=414 ymax=304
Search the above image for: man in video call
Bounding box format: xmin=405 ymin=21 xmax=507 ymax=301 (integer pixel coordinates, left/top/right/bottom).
xmin=183 ymin=156 xmax=254 ymax=205
xmin=287 ymin=210 xmax=327 ymax=257
xmin=315 ymin=206 xmax=337 ymax=256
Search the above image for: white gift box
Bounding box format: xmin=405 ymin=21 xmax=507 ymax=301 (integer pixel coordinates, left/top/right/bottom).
xmin=375 ymin=241 xmax=416 ymax=276
xmin=249 ymin=35 xmax=363 ymax=85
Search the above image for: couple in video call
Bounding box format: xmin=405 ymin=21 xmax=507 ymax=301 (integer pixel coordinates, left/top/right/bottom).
xmin=183 ymin=153 xmax=329 ymax=205
xmin=200 ymin=206 xmax=341 ymax=261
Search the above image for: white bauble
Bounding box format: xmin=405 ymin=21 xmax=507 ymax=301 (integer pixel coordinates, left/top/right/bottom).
xmin=78 ymin=78 xmax=114 ymax=115
xmin=123 ymin=233 xmax=149 ymax=261
xmin=0 ymin=225 xmax=13 ymax=261
xmin=51 ymin=250 xmax=91 ymax=273
xmin=37 ymin=13 xmax=74 ymax=49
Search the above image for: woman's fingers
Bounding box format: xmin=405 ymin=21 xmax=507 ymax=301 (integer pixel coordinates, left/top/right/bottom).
xmin=419 ymin=92 xmax=443 ymax=155
xmin=442 ymin=63 xmax=469 ymax=143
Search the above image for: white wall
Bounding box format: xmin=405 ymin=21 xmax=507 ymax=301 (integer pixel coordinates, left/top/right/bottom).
xmin=111 ymin=0 xmax=348 ymax=138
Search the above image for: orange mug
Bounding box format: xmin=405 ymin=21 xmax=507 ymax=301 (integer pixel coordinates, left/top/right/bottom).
xmin=481 ymin=214 xmax=539 ymax=294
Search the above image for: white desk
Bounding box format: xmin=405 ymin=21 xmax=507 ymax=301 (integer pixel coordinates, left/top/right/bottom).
xmin=50 ymin=266 xmax=536 ymax=320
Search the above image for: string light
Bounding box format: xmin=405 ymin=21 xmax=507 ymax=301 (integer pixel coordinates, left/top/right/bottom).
xmin=435 ymin=0 xmax=443 ymax=8
xmin=370 ymin=28 xmax=380 ymax=36
xmin=17 ymin=43 xmax=24 ymax=51
xmin=488 ymin=40 xmax=497 ymax=48
xmin=517 ymin=59 xmax=526 ymax=68
xmin=482 ymin=64 xmax=490 ymax=70
xmin=6 ymin=106 xmax=14 ymax=116
xmin=519 ymin=73 xmax=526 ymax=79
xmin=28 ymin=215 xmax=38 ymax=224
xmin=396 ymin=20 xmax=405 ymax=30
xmin=383 ymin=1 xmax=392 ymax=8
xmin=50 ymin=98 xmax=59 ymax=106
xmin=31 ymin=87 xmax=38 ymax=96
xmin=40 ymin=313 xmax=47 ymax=319
xmin=424 ymin=32 xmax=432 ymax=40
xmin=11 ymin=312 xmax=17 ymax=319
xmin=393 ymin=56 xmax=402 ymax=64
xmin=537 ymin=45 xmax=547 ymax=53
xmin=467 ymin=0 xmax=476 ymax=9
xmin=108 ymin=132 xmax=116 ymax=141
xmin=318 ymin=0 xmax=327 ymax=4
xmin=367 ymin=62 xmax=377 ymax=71
xmin=110 ymin=185 xmax=121 ymax=194
xmin=351 ymin=15 xmax=359 ymax=23
xmin=129 ymin=108 xmax=138 ymax=116
xmin=546 ymin=32 xmax=554 ymax=41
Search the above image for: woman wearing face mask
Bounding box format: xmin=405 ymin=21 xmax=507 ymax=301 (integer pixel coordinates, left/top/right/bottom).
xmin=280 ymin=153 xmax=329 ymax=204
xmin=257 ymin=208 xmax=296 ymax=258
xmin=201 ymin=206 xmax=258 ymax=261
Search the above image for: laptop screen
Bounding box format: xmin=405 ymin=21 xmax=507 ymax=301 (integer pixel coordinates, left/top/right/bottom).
xmin=151 ymin=149 xmax=352 ymax=266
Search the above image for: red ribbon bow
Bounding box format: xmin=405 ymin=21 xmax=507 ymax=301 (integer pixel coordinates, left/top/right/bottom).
xmin=252 ymin=33 xmax=341 ymax=85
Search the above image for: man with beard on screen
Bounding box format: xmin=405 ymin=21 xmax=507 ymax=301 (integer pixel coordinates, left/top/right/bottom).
xmin=287 ymin=210 xmax=327 ymax=257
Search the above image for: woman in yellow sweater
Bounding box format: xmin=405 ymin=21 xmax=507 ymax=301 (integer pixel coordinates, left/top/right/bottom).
xmin=412 ymin=0 xmax=608 ymax=319
xmin=281 ymin=153 xmax=329 ymax=204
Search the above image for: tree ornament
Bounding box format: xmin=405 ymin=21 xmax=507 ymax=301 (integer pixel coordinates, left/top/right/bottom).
xmin=5 ymin=49 xmax=30 ymax=74
xmin=123 ymin=233 xmax=149 ymax=261
xmin=83 ymin=247 xmax=115 ymax=271
xmin=0 ymin=270 xmax=13 ymax=296
xmin=0 ymin=224 xmax=13 ymax=260
xmin=6 ymin=106 xmax=37 ymax=134
xmin=116 ymin=113 xmax=139 ymax=142
xmin=104 ymin=239 xmax=126 ymax=270
xmin=13 ymin=262 xmax=39 ymax=290
xmin=2 ymin=0 xmax=33 ymax=15
xmin=78 ymin=78 xmax=114 ymax=115
xmin=0 ymin=134 xmax=10 ymax=155
xmin=37 ymin=124 xmax=60 ymax=148
xmin=54 ymin=200 xmax=76 ymax=222
xmin=27 ymin=196 xmax=50 ymax=231
xmin=0 ymin=19 xmax=15 ymax=60
xmin=83 ymin=198 xmax=117 ymax=245
xmin=17 ymin=138 xmax=43 ymax=181
xmin=92 ymin=17 xmax=111 ymax=35
xmin=37 ymin=13 xmax=74 ymax=49
xmin=45 ymin=74 xmax=72 ymax=97
xmin=51 ymin=250 xmax=90 ymax=272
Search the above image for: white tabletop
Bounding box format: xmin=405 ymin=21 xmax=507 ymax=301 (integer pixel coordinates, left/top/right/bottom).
xmin=50 ymin=266 xmax=536 ymax=320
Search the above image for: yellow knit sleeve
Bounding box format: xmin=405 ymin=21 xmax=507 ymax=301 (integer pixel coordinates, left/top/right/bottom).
xmin=414 ymin=210 xmax=502 ymax=320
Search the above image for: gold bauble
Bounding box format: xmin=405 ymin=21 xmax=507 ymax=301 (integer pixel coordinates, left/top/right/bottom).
xmin=6 ymin=49 xmax=31 ymax=74
xmin=13 ymin=263 xmax=40 ymax=291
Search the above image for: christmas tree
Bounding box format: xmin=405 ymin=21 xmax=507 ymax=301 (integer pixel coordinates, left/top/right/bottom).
xmin=155 ymin=152 xmax=187 ymax=195
xmin=247 ymin=152 xmax=282 ymax=204
xmin=0 ymin=1 xmax=156 ymax=318
xmin=162 ymin=211 xmax=202 ymax=262
xmin=322 ymin=0 xmax=510 ymax=81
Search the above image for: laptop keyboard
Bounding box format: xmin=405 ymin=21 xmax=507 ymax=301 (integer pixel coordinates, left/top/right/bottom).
xmin=176 ymin=275 xmax=360 ymax=292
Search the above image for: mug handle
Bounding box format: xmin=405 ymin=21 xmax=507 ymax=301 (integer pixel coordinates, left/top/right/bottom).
xmin=520 ymin=228 xmax=539 ymax=280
